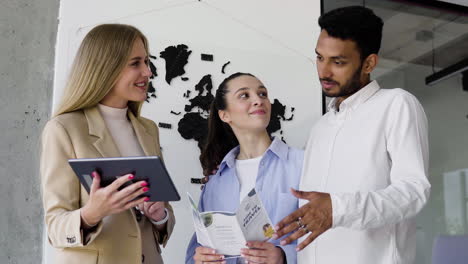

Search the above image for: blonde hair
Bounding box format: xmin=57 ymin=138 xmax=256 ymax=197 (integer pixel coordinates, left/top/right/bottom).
xmin=54 ymin=24 xmax=149 ymax=117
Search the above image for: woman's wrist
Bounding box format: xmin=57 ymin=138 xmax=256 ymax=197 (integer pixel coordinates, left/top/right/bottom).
xmin=81 ymin=206 xmax=100 ymax=228
xmin=150 ymin=208 xmax=169 ymax=225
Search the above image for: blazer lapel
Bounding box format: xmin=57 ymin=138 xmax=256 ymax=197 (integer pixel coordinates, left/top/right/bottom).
xmin=84 ymin=107 xmax=121 ymax=158
xmin=128 ymin=111 xmax=157 ymax=156
xmin=85 ymin=107 xmax=144 ymax=231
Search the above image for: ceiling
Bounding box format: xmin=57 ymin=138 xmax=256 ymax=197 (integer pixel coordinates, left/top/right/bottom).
xmin=322 ymin=0 xmax=468 ymax=77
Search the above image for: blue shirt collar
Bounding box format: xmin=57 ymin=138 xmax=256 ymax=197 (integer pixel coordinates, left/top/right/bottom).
xmin=217 ymin=137 xmax=288 ymax=175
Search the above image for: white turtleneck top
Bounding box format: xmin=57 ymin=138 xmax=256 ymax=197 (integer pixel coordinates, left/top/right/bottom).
xmin=97 ymin=104 xmax=154 ymax=264
xmin=97 ymin=104 xmax=145 ymax=157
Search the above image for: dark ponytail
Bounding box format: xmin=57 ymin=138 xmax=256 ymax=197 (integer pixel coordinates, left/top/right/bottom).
xmin=200 ymin=72 xmax=255 ymax=176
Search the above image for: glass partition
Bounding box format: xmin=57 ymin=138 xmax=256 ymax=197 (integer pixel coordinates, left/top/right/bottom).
xmin=322 ymin=1 xmax=468 ymax=263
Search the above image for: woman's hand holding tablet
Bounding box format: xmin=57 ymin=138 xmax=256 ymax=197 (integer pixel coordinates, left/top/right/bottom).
xmin=80 ymin=171 xmax=149 ymax=228
xmin=68 ymin=156 xmax=181 ymax=202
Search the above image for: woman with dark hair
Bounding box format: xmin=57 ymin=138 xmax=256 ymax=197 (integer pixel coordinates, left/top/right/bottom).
xmin=186 ymin=73 xmax=303 ymax=264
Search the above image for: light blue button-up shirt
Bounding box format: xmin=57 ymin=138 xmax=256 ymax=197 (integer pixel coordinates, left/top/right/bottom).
xmin=186 ymin=137 xmax=304 ymax=264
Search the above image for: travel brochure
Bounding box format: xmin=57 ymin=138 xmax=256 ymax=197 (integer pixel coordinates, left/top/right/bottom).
xmin=188 ymin=188 xmax=274 ymax=256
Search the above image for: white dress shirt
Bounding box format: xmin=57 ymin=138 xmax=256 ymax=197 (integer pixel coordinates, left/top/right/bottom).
xmin=299 ymin=81 xmax=430 ymax=264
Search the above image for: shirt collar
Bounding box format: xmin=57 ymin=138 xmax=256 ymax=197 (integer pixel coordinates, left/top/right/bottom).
xmin=217 ymin=137 xmax=288 ymax=175
xmin=328 ymin=80 xmax=380 ymax=112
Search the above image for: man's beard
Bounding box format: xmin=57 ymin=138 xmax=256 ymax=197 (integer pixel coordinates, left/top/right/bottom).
xmin=322 ymin=66 xmax=364 ymax=98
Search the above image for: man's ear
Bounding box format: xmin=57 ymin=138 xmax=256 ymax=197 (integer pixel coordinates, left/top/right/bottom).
xmin=363 ymin=54 xmax=378 ymax=74
xmin=218 ymin=109 xmax=230 ymax=123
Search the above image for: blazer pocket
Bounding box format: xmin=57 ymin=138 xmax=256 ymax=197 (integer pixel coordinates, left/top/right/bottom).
xmin=56 ymin=248 xmax=99 ymax=264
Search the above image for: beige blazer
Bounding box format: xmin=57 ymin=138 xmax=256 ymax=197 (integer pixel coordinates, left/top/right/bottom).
xmin=40 ymin=106 xmax=175 ymax=264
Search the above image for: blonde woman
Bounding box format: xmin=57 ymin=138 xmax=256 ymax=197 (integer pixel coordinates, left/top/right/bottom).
xmin=41 ymin=24 xmax=175 ymax=264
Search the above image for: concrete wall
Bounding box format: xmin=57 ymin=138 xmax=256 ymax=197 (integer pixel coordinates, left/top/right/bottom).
xmin=0 ymin=0 xmax=59 ymax=263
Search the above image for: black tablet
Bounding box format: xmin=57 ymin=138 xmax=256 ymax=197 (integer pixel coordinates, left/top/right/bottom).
xmin=68 ymin=156 xmax=180 ymax=201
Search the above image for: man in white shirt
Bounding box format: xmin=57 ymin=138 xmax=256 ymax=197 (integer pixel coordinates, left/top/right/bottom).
xmin=273 ymin=6 xmax=430 ymax=264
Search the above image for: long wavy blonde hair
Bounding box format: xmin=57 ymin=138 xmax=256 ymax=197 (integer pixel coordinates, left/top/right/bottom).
xmin=54 ymin=24 xmax=149 ymax=117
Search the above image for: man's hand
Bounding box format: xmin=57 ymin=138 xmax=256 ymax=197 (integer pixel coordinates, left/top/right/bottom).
xmin=273 ymin=189 xmax=332 ymax=251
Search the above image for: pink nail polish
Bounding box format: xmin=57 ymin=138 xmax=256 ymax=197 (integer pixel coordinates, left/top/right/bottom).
xmin=128 ymin=174 xmax=134 ymax=179
xmin=141 ymin=182 xmax=148 ymax=187
xmin=142 ymin=187 xmax=149 ymax=192
xmin=144 ymin=197 xmax=150 ymax=202
xmin=91 ymin=171 xmax=97 ymax=178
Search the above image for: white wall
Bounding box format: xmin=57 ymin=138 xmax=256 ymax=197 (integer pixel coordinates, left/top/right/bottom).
xmin=49 ymin=0 xmax=322 ymax=263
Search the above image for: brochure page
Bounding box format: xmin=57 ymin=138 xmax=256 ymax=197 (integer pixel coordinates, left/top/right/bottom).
xmin=236 ymin=189 xmax=274 ymax=242
xmin=188 ymin=188 xmax=273 ymax=256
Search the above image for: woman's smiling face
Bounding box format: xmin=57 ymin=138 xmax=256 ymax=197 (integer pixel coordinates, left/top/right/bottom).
xmin=219 ymin=75 xmax=272 ymax=133
xmin=100 ymin=38 xmax=152 ymax=108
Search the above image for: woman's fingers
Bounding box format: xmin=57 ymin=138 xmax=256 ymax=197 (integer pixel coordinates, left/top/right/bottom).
xmin=241 ymin=247 xmax=267 ymax=263
xmin=125 ymin=186 xmax=149 ymax=204
xmin=90 ymin=171 xmax=101 ymax=194
xmin=147 ymin=202 xmax=164 ymax=215
xmin=113 ymin=180 xmax=148 ymax=203
xmin=196 ymin=255 xmax=225 ymax=262
xmin=194 ymin=247 xmax=225 ymax=263
xmin=118 ymin=183 xmax=150 ymax=209
xmin=86 ymin=174 xmax=151 ymax=219
xmin=195 ymin=260 xmax=225 ymax=264
xmin=123 ymin=195 xmax=149 ymax=210
xmin=195 ymin=247 xmax=218 ymax=255
xmin=241 ymin=248 xmax=267 ymax=257
xmin=103 ymin=178 xmax=149 ymax=212
xmin=245 ymin=241 xmax=271 ymax=250
xmin=140 ymin=200 xmax=151 ymax=213
xmin=241 ymin=242 xmax=283 ymax=264
xmin=108 ymin=173 xmax=135 ymax=192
